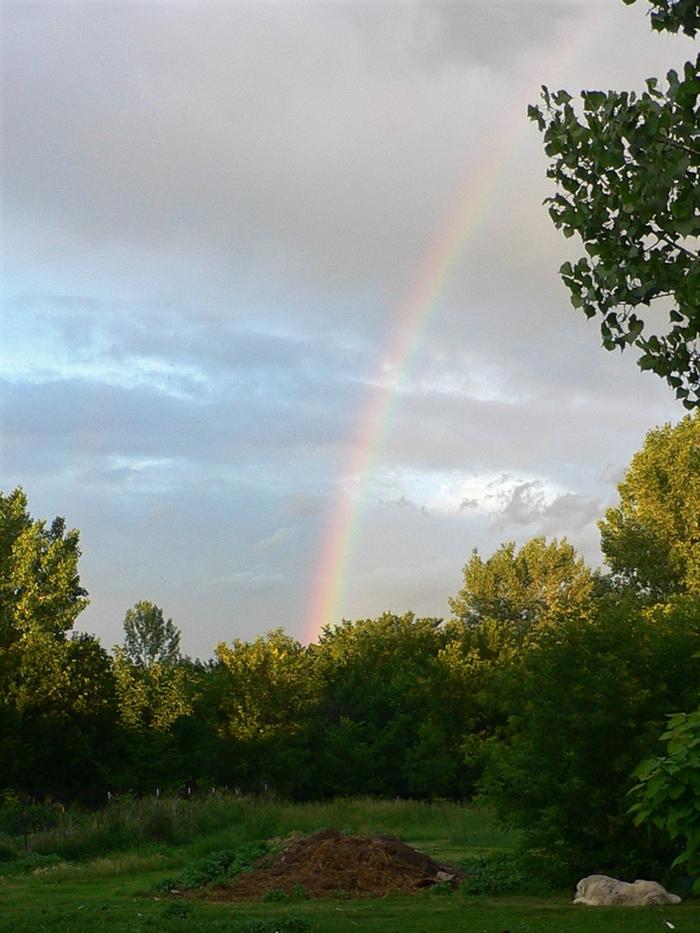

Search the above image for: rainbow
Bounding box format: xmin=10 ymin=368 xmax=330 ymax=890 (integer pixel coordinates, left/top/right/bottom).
xmin=303 ymin=10 xmax=599 ymax=645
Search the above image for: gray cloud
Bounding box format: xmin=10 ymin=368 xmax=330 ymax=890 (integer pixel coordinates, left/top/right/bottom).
xmin=411 ymin=1 xmax=580 ymax=70
xmin=380 ymin=494 xmax=429 ymax=514
xmin=494 ymin=480 xmax=601 ymax=534
xmin=2 ymin=1 xmax=691 ymax=653
xmin=254 ymin=527 xmax=294 ymax=551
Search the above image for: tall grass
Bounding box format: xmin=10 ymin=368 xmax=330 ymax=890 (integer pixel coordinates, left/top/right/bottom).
xmin=4 ymin=795 xmax=514 ymax=863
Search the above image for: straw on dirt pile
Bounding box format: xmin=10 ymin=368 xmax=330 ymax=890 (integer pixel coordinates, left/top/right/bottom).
xmin=206 ymin=827 xmax=460 ymax=900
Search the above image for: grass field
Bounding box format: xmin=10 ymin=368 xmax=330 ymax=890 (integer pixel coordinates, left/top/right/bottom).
xmin=1 ymin=797 xmax=697 ymax=932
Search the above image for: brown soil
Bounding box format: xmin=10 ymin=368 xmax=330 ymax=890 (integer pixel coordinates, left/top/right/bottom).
xmin=202 ymin=828 xmax=461 ymax=900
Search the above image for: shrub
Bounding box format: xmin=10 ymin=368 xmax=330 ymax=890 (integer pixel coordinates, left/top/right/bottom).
xmin=0 ymin=839 xmax=18 ymax=862
xmin=630 ymin=706 xmax=700 ymax=893
xmin=157 ymin=842 xmax=268 ymax=892
xmin=459 ymin=852 xmax=554 ymax=895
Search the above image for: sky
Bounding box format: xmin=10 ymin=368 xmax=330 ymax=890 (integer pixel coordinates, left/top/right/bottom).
xmin=1 ymin=0 xmax=693 ymax=657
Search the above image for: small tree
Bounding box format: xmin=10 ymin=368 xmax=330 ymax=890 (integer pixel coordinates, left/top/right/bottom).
xmin=122 ymin=600 xmax=181 ymax=668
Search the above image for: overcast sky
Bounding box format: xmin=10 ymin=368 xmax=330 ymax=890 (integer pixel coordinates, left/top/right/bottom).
xmin=1 ymin=0 xmax=693 ymax=656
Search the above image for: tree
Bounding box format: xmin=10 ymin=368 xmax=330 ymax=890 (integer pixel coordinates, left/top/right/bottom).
xmin=0 ymin=487 xmax=88 ymax=648
xmin=529 ymin=0 xmax=700 ymax=407
xmin=110 ymin=645 xmax=194 ymax=793
xmin=480 ymin=596 xmax=700 ymax=879
xmin=112 ymin=647 xmax=192 ymax=732
xmin=0 ymin=490 xmax=122 ymax=801
xmin=311 ymin=613 xmax=462 ymax=798
xmin=599 ymin=412 xmax=700 ymax=599
xmin=449 ymin=537 xmax=594 ymax=634
xmin=215 ymin=629 xmax=316 ymax=795
xmin=2 ymin=632 xmax=118 ymax=802
xmin=122 ymin=600 xmax=181 ymax=667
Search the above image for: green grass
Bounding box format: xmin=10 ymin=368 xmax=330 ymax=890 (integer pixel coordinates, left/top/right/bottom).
xmin=1 ymin=797 xmax=697 ymax=931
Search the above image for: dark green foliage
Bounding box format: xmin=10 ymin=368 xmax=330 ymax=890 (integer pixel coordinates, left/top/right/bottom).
xmin=480 ymin=596 xmax=700 ymax=877
xmin=157 ymin=842 xmax=269 ymax=892
xmin=458 ymin=852 xmax=554 ymax=895
xmin=530 ymin=0 xmax=700 ymax=405
xmin=159 ymin=901 xmax=195 ymax=921
xmin=423 ymin=880 xmax=453 ymax=896
xmin=625 ymin=0 xmax=700 ymax=37
xmin=0 ymin=797 xmax=62 ymax=836
xmin=0 ymin=840 xmax=18 ymax=862
xmin=630 ymin=705 xmax=700 ymax=892
xmin=0 ymin=489 xmax=117 ymax=804
xmin=262 ymin=884 xmax=309 ymax=903
xmin=0 ymin=852 xmax=62 ymax=876
xmin=308 ymin=613 xmax=473 ymax=800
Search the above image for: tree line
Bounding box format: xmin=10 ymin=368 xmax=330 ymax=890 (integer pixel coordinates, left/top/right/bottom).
xmin=1 ymin=414 xmax=699 ymax=878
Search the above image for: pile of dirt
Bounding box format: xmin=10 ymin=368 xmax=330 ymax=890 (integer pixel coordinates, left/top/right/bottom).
xmin=206 ymin=828 xmax=460 ymax=900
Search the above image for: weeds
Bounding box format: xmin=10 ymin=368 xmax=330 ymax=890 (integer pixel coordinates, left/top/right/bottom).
xmin=4 ymin=795 xmax=511 ymax=863
xmin=0 ymin=852 xmax=63 ymax=877
xmin=157 ymin=842 xmax=269 ymax=892
xmin=262 ymin=884 xmax=310 ymax=903
xmin=458 ymin=852 xmax=554 ymax=895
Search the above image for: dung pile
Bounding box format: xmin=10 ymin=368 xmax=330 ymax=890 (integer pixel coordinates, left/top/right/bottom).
xmin=209 ymin=828 xmax=460 ymax=899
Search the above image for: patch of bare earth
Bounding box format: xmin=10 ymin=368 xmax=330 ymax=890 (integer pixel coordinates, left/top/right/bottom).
xmin=202 ymin=828 xmax=461 ymax=900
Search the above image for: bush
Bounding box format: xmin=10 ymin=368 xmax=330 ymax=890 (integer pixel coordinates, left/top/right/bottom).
xmin=157 ymin=842 xmax=268 ymax=892
xmin=0 ymin=839 xmax=18 ymax=862
xmin=459 ymin=852 xmax=554 ymax=895
xmin=630 ymin=706 xmax=700 ymax=893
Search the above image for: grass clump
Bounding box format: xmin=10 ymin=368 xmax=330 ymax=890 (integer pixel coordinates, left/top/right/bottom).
xmin=0 ymin=852 xmax=63 ymax=877
xmin=159 ymin=900 xmax=195 ymax=921
xmin=262 ymin=884 xmax=310 ymax=903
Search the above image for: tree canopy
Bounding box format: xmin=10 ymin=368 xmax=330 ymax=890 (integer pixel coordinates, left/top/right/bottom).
xmin=529 ymin=0 xmax=700 ymax=406
xmin=0 ymin=487 xmax=88 ymax=648
xmin=448 ymin=537 xmax=594 ymax=633
xmin=599 ymin=411 xmax=700 ymax=598
xmin=122 ymin=600 xmax=181 ymax=668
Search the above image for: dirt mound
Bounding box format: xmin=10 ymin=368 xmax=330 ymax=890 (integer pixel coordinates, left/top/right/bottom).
xmin=207 ymin=828 xmax=460 ymax=900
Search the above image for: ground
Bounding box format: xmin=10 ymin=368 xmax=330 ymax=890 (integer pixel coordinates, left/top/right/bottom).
xmin=0 ymin=798 xmax=696 ymax=931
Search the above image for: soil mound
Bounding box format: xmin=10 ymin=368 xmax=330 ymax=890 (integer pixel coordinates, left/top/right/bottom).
xmin=211 ymin=828 xmax=460 ymax=899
